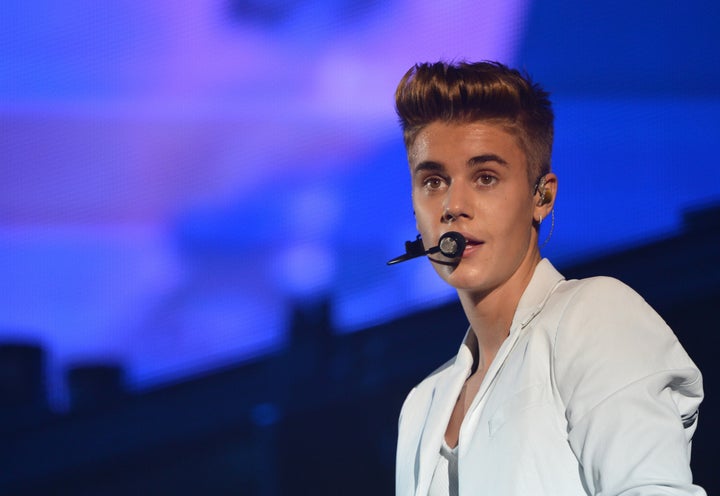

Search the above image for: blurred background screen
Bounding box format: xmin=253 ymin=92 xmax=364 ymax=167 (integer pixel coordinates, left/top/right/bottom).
xmin=1 ymin=0 xmax=718 ymax=410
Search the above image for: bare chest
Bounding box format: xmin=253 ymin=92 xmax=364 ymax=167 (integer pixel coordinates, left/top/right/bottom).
xmin=444 ymin=370 xmax=486 ymax=448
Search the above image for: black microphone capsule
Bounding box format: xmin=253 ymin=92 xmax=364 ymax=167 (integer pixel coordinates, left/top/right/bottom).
xmin=438 ymin=231 xmax=466 ymax=258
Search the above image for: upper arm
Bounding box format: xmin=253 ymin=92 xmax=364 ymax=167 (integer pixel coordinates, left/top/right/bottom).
xmin=553 ymin=278 xmax=705 ymax=495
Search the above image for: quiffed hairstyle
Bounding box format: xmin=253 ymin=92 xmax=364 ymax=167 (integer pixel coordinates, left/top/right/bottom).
xmin=395 ymin=61 xmax=554 ymax=183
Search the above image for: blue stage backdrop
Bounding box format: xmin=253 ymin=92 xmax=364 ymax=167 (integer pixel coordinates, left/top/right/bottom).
xmin=1 ymin=0 xmax=718 ymax=409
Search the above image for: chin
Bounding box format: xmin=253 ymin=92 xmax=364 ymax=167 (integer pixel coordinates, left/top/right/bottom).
xmin=440 ymin=266 xmax=491 ymax=292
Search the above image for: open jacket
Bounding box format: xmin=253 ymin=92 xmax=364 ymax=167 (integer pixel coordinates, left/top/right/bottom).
xmin=396 ymin=259 xmax=705 ymax=495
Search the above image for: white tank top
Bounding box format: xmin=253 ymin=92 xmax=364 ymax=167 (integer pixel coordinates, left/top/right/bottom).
xmin=428 ymin=439 xmax=459 ymax=496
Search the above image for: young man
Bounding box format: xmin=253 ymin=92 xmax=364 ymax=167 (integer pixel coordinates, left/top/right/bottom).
xmin=393 ymin=61 xmax=705 ymax=495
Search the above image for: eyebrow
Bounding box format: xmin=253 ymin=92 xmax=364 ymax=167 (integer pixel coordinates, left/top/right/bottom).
xmin=413 ymin=154 xmax=508 ymax=174
xmin=468 ymin=154 xmax=508 ymax=167
xmin=413 ymin=161 xmax=444 ymax=174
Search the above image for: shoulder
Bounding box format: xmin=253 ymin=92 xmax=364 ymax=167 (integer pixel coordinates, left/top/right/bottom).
xmin=549 ymin=275 xmax=701 ymax=417
xmin=552 ymin=274 xmax=647 ymax=312
xmin=545 ymin=274 xmax=673 ymax=345
xmin=552 ymin=275 xmax=674 ymax=346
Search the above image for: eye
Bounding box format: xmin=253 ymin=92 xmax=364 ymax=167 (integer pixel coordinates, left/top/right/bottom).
xmin=423 ymin=176 xmax=447 ymax=191
xmin=477 ymin=174 xmax=497 ymax=186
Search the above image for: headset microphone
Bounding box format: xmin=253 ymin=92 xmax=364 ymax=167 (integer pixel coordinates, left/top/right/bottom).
xmin=386 ymin=231 xmax=467 ymax=265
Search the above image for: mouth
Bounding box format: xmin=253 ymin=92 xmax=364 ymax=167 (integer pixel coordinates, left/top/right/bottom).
xmin=429 ymin=232 xmax=483 ymax=266
xmin=456 ymin=232 xmax=484 ymax=256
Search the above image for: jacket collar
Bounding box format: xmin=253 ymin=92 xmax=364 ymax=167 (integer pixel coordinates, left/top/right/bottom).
xmin=457 ymin=258 xmax=565 ymax=354
xmin=509 ymin=258 xmax=565 ymax=332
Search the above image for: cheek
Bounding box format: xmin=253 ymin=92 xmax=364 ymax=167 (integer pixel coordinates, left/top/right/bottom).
xmin=412 ymin=209 xmax=437 ymax=248
xmin=414 ymin=213 xmax=432 ymax=239
xmin=412 ymin=199 xmax=431 ymax=226
xmin=490 ymin=199 xmax=534 ymax=236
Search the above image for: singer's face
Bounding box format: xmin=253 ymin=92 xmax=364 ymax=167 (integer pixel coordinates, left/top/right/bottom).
xmin=408 ymin=121 xmax=541 ymax=295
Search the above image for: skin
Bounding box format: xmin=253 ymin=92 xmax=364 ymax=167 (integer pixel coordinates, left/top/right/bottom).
xmin=407 ymin=120 xmax=557 ymax=447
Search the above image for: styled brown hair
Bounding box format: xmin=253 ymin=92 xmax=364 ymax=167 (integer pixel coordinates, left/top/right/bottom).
xmin=395 ymin=61 xmax=554 ymax=183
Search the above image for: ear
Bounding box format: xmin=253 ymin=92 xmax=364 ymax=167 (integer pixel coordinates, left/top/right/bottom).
xmin=533 ymin=172 xmax=557 ymax=223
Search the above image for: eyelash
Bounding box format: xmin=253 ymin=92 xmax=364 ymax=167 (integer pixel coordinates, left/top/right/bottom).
xmin=476 ymin=173 xmax=498 ymax=186
xmin=421 ymin=173 xmax=498 ymax=191
xmin=422 ymin=176 xmax=446 ymax=190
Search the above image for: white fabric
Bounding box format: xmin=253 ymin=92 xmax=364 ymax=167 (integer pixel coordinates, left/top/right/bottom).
xmin=396 ymin=259 xmax=705 ymax=496
xmin=428 ymin=441 xmax=458 ymax=496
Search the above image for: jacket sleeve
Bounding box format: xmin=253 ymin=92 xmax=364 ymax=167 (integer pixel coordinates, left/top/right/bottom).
xmin=553 ymin=277 xmax=705 ymax=496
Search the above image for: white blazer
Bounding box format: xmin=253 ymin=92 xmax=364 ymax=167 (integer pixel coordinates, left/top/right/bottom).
xmin=396 ymin=259 xmax=705 ymax=496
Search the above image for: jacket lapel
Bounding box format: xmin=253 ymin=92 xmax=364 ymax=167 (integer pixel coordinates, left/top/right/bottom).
xmin=414 ymin=347 xmax=473 ymax=496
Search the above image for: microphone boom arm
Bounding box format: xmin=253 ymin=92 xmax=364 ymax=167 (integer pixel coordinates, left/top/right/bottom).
xmin=386 ymin=232 xmax=466 ymax=265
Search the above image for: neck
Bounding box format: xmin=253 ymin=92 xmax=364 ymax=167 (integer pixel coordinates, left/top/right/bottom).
xmin=457 ymin=249 xmax=541 ymax=371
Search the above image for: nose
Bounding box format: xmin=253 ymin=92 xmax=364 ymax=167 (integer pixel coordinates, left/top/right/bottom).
xmin=441 ymin=181 xmax=473 ymax=224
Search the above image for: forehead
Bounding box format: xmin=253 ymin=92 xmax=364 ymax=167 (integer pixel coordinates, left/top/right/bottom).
xmin=407 ymin=121 xmax=527 ymax=167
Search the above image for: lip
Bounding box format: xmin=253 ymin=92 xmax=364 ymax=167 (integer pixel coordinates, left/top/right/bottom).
xmin=447 ymin=231 xmax=484 ymax=257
